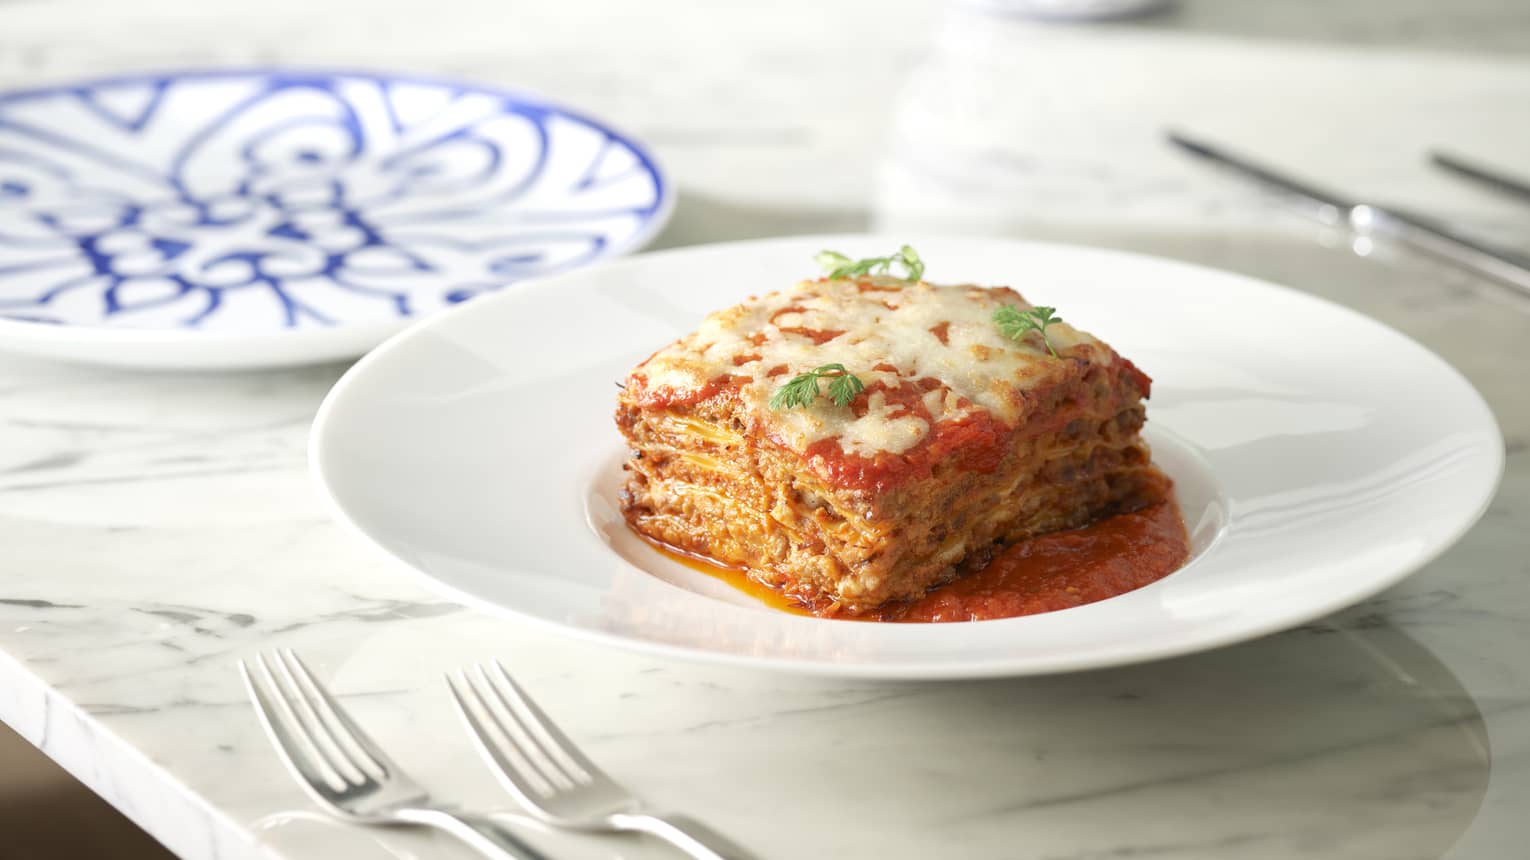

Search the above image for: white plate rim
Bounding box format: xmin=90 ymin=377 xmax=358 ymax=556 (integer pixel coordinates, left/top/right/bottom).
xmin=309 ymin=234 xmax=1506 ymax=679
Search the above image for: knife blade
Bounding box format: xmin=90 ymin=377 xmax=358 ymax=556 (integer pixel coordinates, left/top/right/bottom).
xmin=1168 ymin=130 xmax=1530 ymax=298
xmin=1430 ymin=150 xmax=1530 ymax=204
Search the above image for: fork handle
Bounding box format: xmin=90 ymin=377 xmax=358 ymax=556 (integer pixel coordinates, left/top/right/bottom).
xmin=396 ymin=808 xmax=550 ymax=860
xmin=610 ymin=812 xmax=759 ymax=860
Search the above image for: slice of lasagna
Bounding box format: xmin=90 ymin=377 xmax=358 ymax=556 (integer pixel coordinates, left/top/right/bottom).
xmin=615 ymin=264 xmax=1164 ymax=616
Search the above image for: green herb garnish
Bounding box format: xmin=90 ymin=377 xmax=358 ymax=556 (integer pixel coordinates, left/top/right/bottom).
xmin=993 ymin=305 xmax=1063 ymax=357
xmin=815 ymin=245 xmax=924 ymax=282
xmin=769 ymin=363 xmax=866 ymax=410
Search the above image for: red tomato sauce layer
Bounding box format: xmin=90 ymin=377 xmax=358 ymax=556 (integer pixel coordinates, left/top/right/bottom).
xmin=882 ymin=497 xmax=1189 ymax=622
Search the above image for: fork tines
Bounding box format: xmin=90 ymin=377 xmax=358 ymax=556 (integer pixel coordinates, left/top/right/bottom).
xmin=446 ymin=661 xmax=606 ymax=802
xmin=239 ymin=650 xmax=393 ymax=795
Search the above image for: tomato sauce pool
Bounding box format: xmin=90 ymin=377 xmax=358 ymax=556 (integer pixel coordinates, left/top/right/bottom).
xmin=648 ymin=497 xmax=1191 ymax=622
xmin=881 ymin=499 xmax=1188 ymax=622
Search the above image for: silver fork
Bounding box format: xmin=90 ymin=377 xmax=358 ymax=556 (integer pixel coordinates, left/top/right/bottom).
xmin=240 ymin=650 xmax=548 ymax=860
xmin=447 ymin=661 xmax=758 ymax=860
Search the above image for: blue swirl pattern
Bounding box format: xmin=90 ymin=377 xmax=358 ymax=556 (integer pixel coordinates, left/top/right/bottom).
xmin=0 ymin=70 xmax=667 ymax=331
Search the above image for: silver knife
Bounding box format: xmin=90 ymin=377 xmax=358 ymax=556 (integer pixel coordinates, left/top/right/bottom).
xmin=1430 ymin=150 xmax=1530 ymax=204
xmin=1168 ymin=130 xmax=1530 ymax=298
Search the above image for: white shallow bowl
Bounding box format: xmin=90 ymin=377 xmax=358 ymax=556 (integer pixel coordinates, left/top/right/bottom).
xmin=0 ymin=69 xmax=671 ymax=369
xmin=310 ymin=236 xmax=1503 ymax=679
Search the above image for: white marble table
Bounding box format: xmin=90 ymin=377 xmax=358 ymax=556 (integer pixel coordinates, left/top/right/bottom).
xmin=2 ymin=1 xmax=1529 ymax=858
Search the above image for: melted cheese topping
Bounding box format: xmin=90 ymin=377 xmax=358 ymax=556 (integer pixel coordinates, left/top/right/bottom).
xmin=631 ymin=276 xmax=1113 ymax=457
xmin=840 ymin=390 xmax=928 ymax=457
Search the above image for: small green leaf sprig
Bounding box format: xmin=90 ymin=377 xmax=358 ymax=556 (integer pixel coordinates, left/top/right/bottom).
xmin=815 ymin=245 xmax=924 ymax=282
xmin=993 ymin=305 xmax=1063 ymax=357
xmin=769 ymin=363 xmax=866 ymax=410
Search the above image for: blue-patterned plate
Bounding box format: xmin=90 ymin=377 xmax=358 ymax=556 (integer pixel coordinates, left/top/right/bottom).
xmin=0 ymin=69 xmax=672 ymax=369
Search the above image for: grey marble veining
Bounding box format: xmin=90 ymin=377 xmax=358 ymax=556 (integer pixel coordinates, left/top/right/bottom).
xmin=1 ymin=0 xmax=1529 ymax=858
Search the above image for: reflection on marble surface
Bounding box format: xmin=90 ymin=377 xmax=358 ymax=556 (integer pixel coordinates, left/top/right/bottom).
xmin=877 ymin=7 xmax=1530 ymax=236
